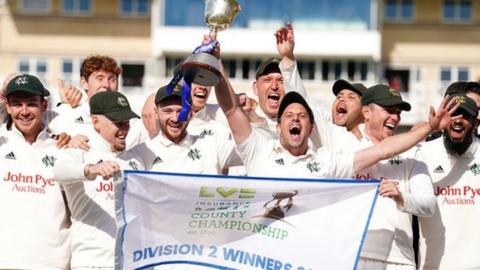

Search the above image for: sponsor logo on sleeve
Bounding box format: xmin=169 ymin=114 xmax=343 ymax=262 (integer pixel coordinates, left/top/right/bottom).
xmin=4 ymin=151 xmax=16 ymax=160
xmin=274 ymin=158 xmax=284 ymax=165
xmin=433 ymin=165 xmax=445 ymax=173
xmin=153 ymin=156 xmax=163 ymax=165
xmin=74 ymin=116 xmax=85 ymax=124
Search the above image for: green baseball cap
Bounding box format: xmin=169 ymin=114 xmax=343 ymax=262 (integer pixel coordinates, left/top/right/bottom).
xmin=451 ymin=94 xmax=478 ymax=118
xmin=255 ymin=58 xmax=281 ymax=79
xmin=155 ymin=84 xmax=192 ymax=105
xmin=277 ymin=92 xmax=314 ymax=124
xmin=361 ymin=84 xmax=411 ymax=111
xmin=6 ymin=74 xmax=50 ymax=97
xmin=90 ymin=91 xmax=139 ymax=121
xmin=332 ymin=79 xmax=367 ymax=96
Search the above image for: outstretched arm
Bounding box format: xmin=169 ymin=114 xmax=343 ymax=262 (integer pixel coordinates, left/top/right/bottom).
xmin=275 ymin=22 xmax=307 ymax=98
xmin=215 ymin=65 xmax=252 ymax=145
xmin=203 ymin=33 xmax=252 ymax=145
xmin=354 ymin=96 xmax=460 ymax=173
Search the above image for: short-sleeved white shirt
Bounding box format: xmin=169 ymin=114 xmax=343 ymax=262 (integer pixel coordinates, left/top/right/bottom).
xmin=416 ymin=136 xmax=480 ymax=270
xmin=236 ymin=129 xmax=354 ymax=179
xmin=128 ymin=131 xmax=240 ymax=174
xmin=354 ymin=137 xmax=435 ymax=266
xmin=0 ymin=125 xmax=70 ymax=270
xmin=54 ymin=127 xmax=143 ymax=268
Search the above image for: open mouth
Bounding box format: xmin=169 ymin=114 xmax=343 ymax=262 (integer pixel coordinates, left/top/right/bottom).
xmin=116 ymin=133 xmax=127 ymax=140
xmin=289 ymin=126 xmax=301 ymax=135
xmin=268 ymin=93 xmax=280 ymax=101
xmin=193 ymin=91 xmax=207 ymax=99
xmin=385 ymin=123 xmax=396 ymax=131
xmin=336 ymin=104 xmax=347 ymax=114
xmin=335 ymin=104 xmax=347 ymax=119
xmin=450 ymin=123 xmax=466 ymax=137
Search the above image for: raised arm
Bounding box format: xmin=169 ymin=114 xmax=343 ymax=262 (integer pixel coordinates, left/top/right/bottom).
xmin=275 ymin=22 xmax=307 ymax=98
xmin=354 ymin=96 xmax=460 ymax=173
xmin=215 ymin=63 xmax=252 ymax=145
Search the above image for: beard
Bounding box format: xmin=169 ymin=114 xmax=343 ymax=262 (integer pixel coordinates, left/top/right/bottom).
xmin=443 ymin=129 xmax=474 ymax=156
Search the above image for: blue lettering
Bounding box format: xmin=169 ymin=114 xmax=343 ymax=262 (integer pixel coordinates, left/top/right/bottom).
xmin=133 ymin=250 xmax=142 ymax=262
xmin=223 ymin=247 xmax=243 ymax=262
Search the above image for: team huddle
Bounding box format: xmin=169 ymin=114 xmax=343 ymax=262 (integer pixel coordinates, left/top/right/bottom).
xmin=0 ymin=24 xmax=479 ymax=270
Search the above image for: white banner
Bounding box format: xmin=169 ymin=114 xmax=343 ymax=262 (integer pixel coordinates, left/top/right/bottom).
xmin=115 ymin=171 xmax=379 ymax=270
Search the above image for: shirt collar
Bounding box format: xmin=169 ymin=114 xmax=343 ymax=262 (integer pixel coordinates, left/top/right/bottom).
xmin=462 ymin=135 xmax=479 ymax=159
xmin=272 ymin=140 xmax=316 ymax=160
xmin=156 ymin=131 xmax=194 ymax=148
xmin=194 ymin=106 xmax=207 ymax=120
xmin=5 ymin=122 xmax=51 ymax=145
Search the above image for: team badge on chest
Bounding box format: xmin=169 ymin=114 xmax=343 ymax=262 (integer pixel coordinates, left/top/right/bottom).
xmin=42 ymin=155 xmax=56 ymax=167
xmin=470 ymin=163 xmax=480 ymax=176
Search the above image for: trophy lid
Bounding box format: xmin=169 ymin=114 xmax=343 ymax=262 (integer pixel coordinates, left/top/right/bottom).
xmin=181 ymin=52 xmax=222 ymax=87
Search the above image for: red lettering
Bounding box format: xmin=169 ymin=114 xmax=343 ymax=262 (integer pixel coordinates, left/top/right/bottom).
xmin=96 ymin=181 xmax=113 ymax=192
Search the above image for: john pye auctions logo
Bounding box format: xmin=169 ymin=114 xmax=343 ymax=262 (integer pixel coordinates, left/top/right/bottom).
xmin=4 ymin=171 xmax=55 ymax=188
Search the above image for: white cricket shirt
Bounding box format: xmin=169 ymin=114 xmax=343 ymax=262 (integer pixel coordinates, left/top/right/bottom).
xmin=354 ymin=138 xmax=435 ymax=267
xmin=236 ymin=129 xmax=354 ymax=179
xmin=128 ymin=130 xmax=240 ymax=174
xmin=0 ymin=124 xmax=70 ymax=269
xmin=417 ymin=136 xmax=480 ymax=270
xmin=54 ymin=127 xmax=144 ymax=269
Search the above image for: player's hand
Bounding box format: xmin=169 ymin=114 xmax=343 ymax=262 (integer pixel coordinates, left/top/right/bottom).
xmin=67 ymin=135 xmax=91 ymax=151
xmin=379 ymin=179 xmax=404 ymax=206
xmin=428 ymin=95 xmax=461 ymax=131
xmin=202 ymin=32 xmax=220 ymax=59
xmin=142 ymin=93 xmax=159 ymax=137
xmin=84 ymin=161 xmax=120 ymax=180
xmin=275 ymin=22 xmax=295 ymax=61
xmin=52 ymin=132 xmax=71 ymax=149
xmin=238 ymin=93 xmax=264 ymax=124
xmin=58 ymin=79 xmax=82 ymax=108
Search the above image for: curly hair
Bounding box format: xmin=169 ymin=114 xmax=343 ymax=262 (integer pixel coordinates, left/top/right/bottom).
xmin=80 ymin=55 xmax=122 ymax=80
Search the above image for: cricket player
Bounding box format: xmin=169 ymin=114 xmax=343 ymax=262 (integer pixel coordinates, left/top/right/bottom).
xmin=274 ymin=23 xmax=364 ymax=151
xmin=53 ymin=91 xmax=143 ymax=269
xmin=211 ymin=40 xmax=459 ymax=178
xmin=128 ymin=84 xmax=241 ymax=174
xmin=0 ymin=74 xmax=72 ymax=269
xmin=355 ymin=85 xmax=436 ymax=270
xmin=416 ymin=92 xmax=480 ymax=270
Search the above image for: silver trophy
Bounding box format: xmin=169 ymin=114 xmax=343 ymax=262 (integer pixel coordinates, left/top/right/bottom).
xmin=181 ymin=52 xmax=222 ymax=87
xmin=204 ymin=0 xmax=241 ymax=34
xmin=180 ymin=0 xmax=241 ymax=86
